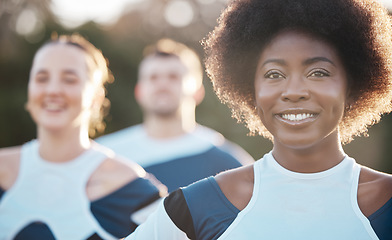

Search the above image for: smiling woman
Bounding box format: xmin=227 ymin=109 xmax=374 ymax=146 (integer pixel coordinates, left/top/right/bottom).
xmin=125 ymin=0 xmax=392 ymax=239
xmin=28 ymin=43 xmax=94 ymax=135
xmin=27 ymin=35 xmax=111 ymax=138
xmin=0 ymin=34 xmax=166 ymax=239
xmin=254 ymin=30 xmax=349 ymax=164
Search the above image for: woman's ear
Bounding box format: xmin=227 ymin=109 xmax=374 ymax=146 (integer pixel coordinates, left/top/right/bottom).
xmin=345 ymin=88 xmax=353 ymax=111
xmin=92 ymin=87 xmax=105 ymax=111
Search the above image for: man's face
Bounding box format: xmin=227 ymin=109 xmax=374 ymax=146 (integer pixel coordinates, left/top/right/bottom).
xmin=136 ymin=56 xmax=189 ymax=117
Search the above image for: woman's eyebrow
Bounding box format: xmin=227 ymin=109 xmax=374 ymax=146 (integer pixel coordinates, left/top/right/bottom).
xmin=303 ymin=57 xmax=335 ymax=66
xmin=35 ymin=69 xmax=48 ymax=75
xmin=260 ymin=59 xmax=286 ymax=67
xmin=62 ymin=69 xmax=78 ymax=75
xmin=260 ymin=56 xmax=335 ymax=68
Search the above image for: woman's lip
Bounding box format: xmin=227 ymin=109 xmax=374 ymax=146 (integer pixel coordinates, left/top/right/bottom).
xmin=277 ymin=108 xmax=318 ymax=114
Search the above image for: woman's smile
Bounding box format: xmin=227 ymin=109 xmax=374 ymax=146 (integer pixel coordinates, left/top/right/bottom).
xmin=255 ymin=30 xmax=348 ymax=149
xmin=275 ymin=109 xmax=319 ymax=127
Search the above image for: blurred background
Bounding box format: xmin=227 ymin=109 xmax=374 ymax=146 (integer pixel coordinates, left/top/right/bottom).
xmin=1 ymin=0 xmax=391 ymax=173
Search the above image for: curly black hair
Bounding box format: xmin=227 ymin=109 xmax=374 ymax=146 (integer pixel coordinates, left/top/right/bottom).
xmin=203 ymin=0 xmax=392 ymax=143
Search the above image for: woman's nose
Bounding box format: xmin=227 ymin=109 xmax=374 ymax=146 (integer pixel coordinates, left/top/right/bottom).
xmin=280 ymin=76 xmax=310 ymax=102
xmin=46 ymin=78 xmax=62 ymax=95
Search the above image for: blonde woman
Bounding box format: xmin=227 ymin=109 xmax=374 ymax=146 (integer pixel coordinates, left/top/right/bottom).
xmin=0 ymin=35 xmax=166 ymax=239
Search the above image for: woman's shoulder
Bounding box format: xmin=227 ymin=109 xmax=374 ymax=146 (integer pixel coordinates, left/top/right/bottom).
xmin=358 ymin=166 xmax=392 ymax=217
xmin=0 ymin=145 xmax=21 ymax=161
xmin=99 ymin=155 xmax=146 ymax=179
xmin=0 ymin=146 xmax=22 ymax=190
xmin=215 ymin=164 xmax=255 ymax=211
xmin=87 ymin=154 xmax=147 ymax=201
xmin=163 ymin=165 xmax=254 ymax=239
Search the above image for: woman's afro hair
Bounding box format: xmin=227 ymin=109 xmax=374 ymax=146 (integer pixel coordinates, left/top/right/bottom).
xmin=203 ymin=0 xmax=392 ymax=143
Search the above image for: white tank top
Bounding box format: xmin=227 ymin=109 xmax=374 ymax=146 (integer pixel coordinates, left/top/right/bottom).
xmin=0 ymin=140 xmax=117 ymax=240
xmin=218 ymin=152 xmax=379 ymax=240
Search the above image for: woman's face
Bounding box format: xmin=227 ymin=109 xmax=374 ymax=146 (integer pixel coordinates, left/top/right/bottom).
xmin=254 ymin=30 xmax=348 ymax=150
xmin=27 ymin=44 xmax=95 ymax=133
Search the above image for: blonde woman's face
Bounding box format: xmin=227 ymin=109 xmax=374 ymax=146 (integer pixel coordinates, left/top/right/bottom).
xmin=27 ymin=44 xmax=95 ymax=133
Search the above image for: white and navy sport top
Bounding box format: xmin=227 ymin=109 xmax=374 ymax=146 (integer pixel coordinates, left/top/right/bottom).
xmin=0 ymin=140 xmax=163 ymax=240
xmin=96 ymin=124 xmax=253 ymax=192
xmin=127 ymin=152 xmax=392 ymax=240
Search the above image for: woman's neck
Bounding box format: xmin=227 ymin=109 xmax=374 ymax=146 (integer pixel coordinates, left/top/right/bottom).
xmin=37 ymin=127 xmax=91 ymax=163
xmin=272 ymin=136 xmax=346 ymax=173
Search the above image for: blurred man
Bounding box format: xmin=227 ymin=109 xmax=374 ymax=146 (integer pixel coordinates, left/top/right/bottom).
xmin=97 ymin=39 xmax=253 ymax=192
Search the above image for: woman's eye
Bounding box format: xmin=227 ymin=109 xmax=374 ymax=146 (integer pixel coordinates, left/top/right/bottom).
xmin=36 ymin=76 xmax=48 ymax=83
xmin=308 ymin=70 xmax=330 ymax=78
xmin=35 ymin=74 xmax=48 ymax=83
xmin=265 ymin=71 xmax=284 ymax=79
xmin=63 ymin=76 xmax=78 ymax=84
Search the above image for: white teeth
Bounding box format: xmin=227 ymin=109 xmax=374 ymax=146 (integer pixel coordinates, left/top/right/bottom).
xmin=45 ymin=103 xmax=63 ymax=111
xmin=281 ymin=113 xmax=314 ymax=121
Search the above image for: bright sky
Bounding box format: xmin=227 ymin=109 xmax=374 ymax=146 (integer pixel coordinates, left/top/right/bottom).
xmin=49 ymin=0 xmax=392 ymax=29
xmin=50 ymin=0 xmax=142 ymax=28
